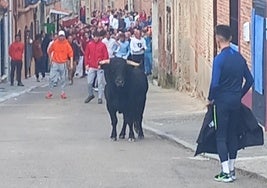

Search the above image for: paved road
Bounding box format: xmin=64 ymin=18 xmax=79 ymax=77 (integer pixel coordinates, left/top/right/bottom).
xmin=0 ymin=79 xmax=266 ymax=188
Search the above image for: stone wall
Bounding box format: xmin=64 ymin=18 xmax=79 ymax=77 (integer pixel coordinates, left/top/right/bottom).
xmin=156 ymin=0 xmax=214 ymax=99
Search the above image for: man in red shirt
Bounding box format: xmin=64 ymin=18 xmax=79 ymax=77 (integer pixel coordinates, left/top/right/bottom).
xmin=84 ymin=31 xmax=108 ymax=104
xmin=8 ymin=34 xmax=25 ymax=86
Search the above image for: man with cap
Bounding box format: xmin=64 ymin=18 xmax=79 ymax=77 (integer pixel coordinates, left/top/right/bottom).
xmin=47 ymin=30 xmax=73 ymax=99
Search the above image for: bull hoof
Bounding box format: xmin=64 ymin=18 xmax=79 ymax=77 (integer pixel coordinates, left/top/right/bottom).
xmin=128 ymin=138 xmax=135 ymax=142
xmin=110 ymin=137 xmax=117 ymax=141
xmin=119 ymin=135 xmax=125 ymax=139
xmin=134 ymin=125 xmax=139 ymax=134
xmin=138 ymin=135 xmax=144 ymax=140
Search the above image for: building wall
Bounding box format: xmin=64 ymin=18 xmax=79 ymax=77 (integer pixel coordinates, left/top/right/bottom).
xmin=239 ymin=0 xmax=252 ymax=67
xmin=151 ymin=0 xmax=159 ymax=78
xmin=88 ymin=0 xmax=151 ymax=13
xmin=16 ymin=10 xmax=35 ymax=79
xmin=61 ymin=0 xmax=79 ymax=15
xmin=155 ymin=0 xmax=214 ymax=99
xmin=217 ymin=0 xmax=252 ymax=67
xmin=132 ymin=0 xmax=152 ymax=14
xmin=217 ymin=0 xmax=230 ymax=24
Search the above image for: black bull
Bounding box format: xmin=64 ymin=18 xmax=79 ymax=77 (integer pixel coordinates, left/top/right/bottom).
xmin=100 ymin=57 xmax=148 ymax=141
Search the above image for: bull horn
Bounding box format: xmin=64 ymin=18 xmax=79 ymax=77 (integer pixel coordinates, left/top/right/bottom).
xmin=99 ymin=59 xmax=110 ymax=65
xmin=126 ymin=60 xmax=140 ymax=67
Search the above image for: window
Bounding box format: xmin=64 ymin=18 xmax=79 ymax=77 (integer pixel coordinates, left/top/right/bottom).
xmin=230 ymin=0 xmax=239 ymax=45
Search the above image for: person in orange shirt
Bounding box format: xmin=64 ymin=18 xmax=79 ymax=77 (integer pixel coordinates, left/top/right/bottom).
xmin=46 ymin=30 xmax=73 ymax=99
xmin=8 ymin=34 xmax=24 ymax=86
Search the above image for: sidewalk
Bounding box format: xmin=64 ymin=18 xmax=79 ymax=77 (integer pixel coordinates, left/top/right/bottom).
xmin=143 ymin=83 xmax=267 ymax=181
xmin=0 ymin=77 xmax=48 ymax=103
xmin=1 ymin=76 xmax=267 ymax=181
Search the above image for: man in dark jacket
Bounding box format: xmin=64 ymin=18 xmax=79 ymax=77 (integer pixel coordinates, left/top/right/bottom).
xmin=207 ymin=25 xmax=254 ymax=182
xmin=67 ymin=35 xmax=80 ymax=85
xmin=32 ymin=34 xmax=44 ymax=82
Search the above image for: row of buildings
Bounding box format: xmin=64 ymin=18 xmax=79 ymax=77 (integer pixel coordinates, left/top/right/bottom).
xmin=152 ymin=0 xmax=267 ymax=128
xmin=0 ymin=0 xmax=80 ymax=81
xmin=0 ymin=0 xmax=152 ymax=81
xmin=82 ymin=0 xmax=152 ymax=24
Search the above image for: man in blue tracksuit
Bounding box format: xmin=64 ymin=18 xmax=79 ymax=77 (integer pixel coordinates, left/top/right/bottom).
xmin=208 ymin=25 xmax=254 ymax=183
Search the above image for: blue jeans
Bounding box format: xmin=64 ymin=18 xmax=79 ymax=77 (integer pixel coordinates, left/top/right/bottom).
xmin=144 ymin=52 xmax=152 ymax=74
xmin=86 ymin=68 xmax=105 ymax=99
xmin=49 ymin=62 xmax=67 ymax=92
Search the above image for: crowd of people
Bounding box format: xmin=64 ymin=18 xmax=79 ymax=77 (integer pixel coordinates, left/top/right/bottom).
xmin=8 ymin=7 xmax=153 ymax=102
xmin=48 ymin=7 xmax=153 ymax=102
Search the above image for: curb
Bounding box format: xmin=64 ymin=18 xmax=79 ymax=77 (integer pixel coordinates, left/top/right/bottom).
xmin=143 ymin=124 xmax=267 ymax=183
xmin=0 ymin=83 xmax=48 ymax=103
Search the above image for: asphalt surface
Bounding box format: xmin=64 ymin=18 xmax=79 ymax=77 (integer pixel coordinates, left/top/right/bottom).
xmin=0 ymin=78 xmax=266 ymax=188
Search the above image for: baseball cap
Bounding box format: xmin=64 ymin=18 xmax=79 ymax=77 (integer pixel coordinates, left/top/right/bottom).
xmin=58 ymin=30 xmax=65 ymax=36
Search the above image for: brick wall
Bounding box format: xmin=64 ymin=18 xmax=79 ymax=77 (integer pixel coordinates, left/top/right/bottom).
xmin=155 ymin=0 xmax=214 ymax=98
xmin=113 ymin=0 xmax=152 ymax=14
xmin=133 ymin=0 xmax=152 ymax=14
xmin=239 ymin=0 xmax=252 ymax=67
xmin=217 ymin=0 xmax=230 ymax=25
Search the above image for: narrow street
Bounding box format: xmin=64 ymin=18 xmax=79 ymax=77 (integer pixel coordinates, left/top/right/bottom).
xmin=0 ymin=79 xmax=266 ymax=188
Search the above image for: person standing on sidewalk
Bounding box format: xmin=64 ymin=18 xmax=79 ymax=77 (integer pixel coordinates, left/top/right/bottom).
xmin=8 ymin=34 xmax=24 ymax=86
xmin=46 ymin=30 xmax=73 ymax=99
xmin=208 ymin=25 xmax=254 ymax=183
xmin=84 ymin=31 xmax=108 ymax=104
xmin=32 ymin=34 xmax=45 ymax=82
xmin=144 ymin=29 xmax=152 ymax=75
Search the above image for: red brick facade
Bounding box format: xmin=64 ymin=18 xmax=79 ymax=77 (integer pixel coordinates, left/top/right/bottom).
xmin=216 ymin=0 xmax=252 ymax=67
xmin=154 ymin=0 xmax=254 ymax=99
xmin=239 ymin=0 xmax=253 ymax=67
xmin=217 ymin=0 xmax=230 ymax=25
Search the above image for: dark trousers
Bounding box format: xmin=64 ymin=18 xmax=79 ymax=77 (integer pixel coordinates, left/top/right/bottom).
xmin=10 ymin=60 xmax=22 ymax=84
xmin=82 ymin=56 xmax=86 ymax=76
xmin=35 ymin=57 xmax=45 ymax=79
xmin=131 ymin=54 xmax=144 ymax=72
xmin=215 ymin=103 xmax=240 ymax=162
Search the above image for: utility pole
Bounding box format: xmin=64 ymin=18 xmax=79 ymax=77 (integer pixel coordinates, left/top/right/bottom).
xmin=5 ymin=0 xmax=13 ymax=80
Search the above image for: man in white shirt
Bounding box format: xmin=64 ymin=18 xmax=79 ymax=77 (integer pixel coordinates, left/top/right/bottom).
xmin=111 ymin=14 xmax=119 ymax=33
xmin=102 ymin=31 xmax=117 ymax=58
xmin=130 ymin=29 xmax=147 ymax=71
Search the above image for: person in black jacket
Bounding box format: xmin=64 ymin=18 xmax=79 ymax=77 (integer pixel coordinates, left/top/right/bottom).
xmin=67 ymin=35 xmax=80 ymax=85
xmin=207 ymin=25 xmax=254 ymax=182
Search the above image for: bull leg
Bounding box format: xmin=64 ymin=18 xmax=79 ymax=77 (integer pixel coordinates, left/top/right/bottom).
xmin=119 ymin=119 xmax=127 ymax=139
xmin=128 ymin=122 xmax=135 ymax=142
xmin=134 ymin=121 xmax=139 ymax=134
xmin=137 ymin=121 xmax=144 ymax=140
xmin=109 ymin=111 xmax=118 ymax=141
xmin=137 ymin=116 xmax=145 ymax=139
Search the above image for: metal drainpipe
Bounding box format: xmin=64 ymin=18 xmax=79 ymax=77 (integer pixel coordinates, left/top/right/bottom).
xmin=4 ymin=0 xmax=12 ymax=81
